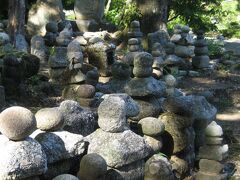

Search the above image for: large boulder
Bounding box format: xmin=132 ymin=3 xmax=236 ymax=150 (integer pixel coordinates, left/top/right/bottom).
xmin=0 ymin=136 xmax=47 ymax=179
xmin=0 ymin=106 xmax=36 ymax=141
xmin=87 ymin=129 xmax=150 ymax=168
xmin=34 ymin=131 xmax=86 ymax=164
xmin=27 ymin=0 xmax=65 ymax=36
xmin=59 ymin=100 xmax=97 ymax=136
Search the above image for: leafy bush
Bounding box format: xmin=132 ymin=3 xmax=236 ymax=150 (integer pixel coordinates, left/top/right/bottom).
xmin=207 ymin=39 xmax=225 ymax=58
xmin=104 ymin=0 xmax=142 ymax=30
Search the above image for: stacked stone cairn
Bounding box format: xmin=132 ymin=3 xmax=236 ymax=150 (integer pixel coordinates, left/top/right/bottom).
xmin=151 ymin=42 xmax=165 ymax=79
xmin=56 ymin=22 xmax=73 ymax=47
xmin=44 ymin=21 xmax=59 ymax=46
xmin=0 ymin=106 xmax=47 ymax=179
xmin=128 ymin=20 xmax=143 ymax=48
xmin=161 ymin=95 xmax=218 ymax=178
xmin=48 ymin=46 xmax=69 ymax=82
xmin=162 ymin=42 xmax=183 ymax=75
xmin=145 ymin=154 xmax=175 ymax=180
xmin=32 ymin=105 xmax=86 ymax=179
xmin=124 ymin=52 xmax=166 ymax=123
xmin=171 ymin=24 xmax=194 ymax=70
xmin=138 ymin=117 xmax=165 ymax=154
xmin=62 ymin=41 xmax=99 ymax=108
xmin=31 ymin=35 xmax=49 ymax=63
xmin=165 ymin=74 xmax=177 ymax=97
xmin=196 ymin=121 xmax=229 ymax=180
xmin=192 ymin=30 xmax=210 ymax=69
xmin=87 ymin=95 xmax=151 ymax=179
xmin=86 ymin=37 xmax=116 ymax=78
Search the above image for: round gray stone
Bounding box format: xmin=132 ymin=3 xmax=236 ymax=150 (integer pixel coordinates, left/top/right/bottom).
xmin=138 ymin=117 xmax=165 ymax=136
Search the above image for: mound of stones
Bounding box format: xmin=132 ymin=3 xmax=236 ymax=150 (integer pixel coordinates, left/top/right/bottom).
xmin=86 ymin=95 xmax=151 ymax=179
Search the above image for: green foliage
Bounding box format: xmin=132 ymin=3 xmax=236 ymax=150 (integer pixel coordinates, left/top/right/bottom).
xmin=207 ymin=39 xmax=225 ymax=58
xmin=169 ymin=0 xmax=225 ymax=32
xmin=104 ymin=0 xmax=142 ymax=30
xmin=49 ymin=46 xmax=56 ymax=56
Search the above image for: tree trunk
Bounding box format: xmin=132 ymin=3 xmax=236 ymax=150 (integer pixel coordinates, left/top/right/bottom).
xmin=134 ymin=0 xmax=171 ymax=34
xmin=8 ymin=0 xmax=26 ymax=46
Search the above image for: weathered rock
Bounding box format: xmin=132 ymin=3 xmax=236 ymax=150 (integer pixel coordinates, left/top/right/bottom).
xmin=15 ymin=34 xmax=28 ymax=52
xmin=130 ymin=97 xmax=161 ymax=121
xmin=145 ymin=154 xmax=175 ymax=180
xmin=0 ymin=106 xmax=36 ymax=141
xmin=35 ymin=131 xmax=86 ymax=164
xmin=195 ymin=171 xmax=228 ymax=180
xmin=53 ymin=174 xmax=79 ymax=180
xmin=205 ymin=121 xmax=223 ymax=137
xmin=175 ymin=45 xmax=193 ymax=58
xmin=170 ymin=155 xmax=188 ymax=179
xmin=48 ymin=47 xmax=68 ymax=68
xmin=111 ymin=61 xmax=131 ymax=80
xmin=67 ymin=41 xmax=83 ymax=65
xmin=27 ymin=0 xmax=65 ymax=36
xmin=31 ymin=35 xmax=48 ymax=62
xmin=106 ymin=160 xmax=145 ymax=180
xmin=98 ymin=96 xmax=128 ymax=133
xmin=59 ymin=100 xmax=97 ymax=136
xmin=165 ymin=74 xmax=177 ymax=87
xmin=87 ymin=129 xmax=150 ymax=168
xmin=101 ymin=94 xmax=139 ymax=118
xmin=144 ymin=135 xmax=163 ymax=153
xmin=46 ymin=21 xmax=58 ymax=33
xmin=76 ymin=84 xmax=96 ymax=98
xmin=0 ymin=32 xmax=10 ymax=45
xmin=199 ymin=159 xmax=224 ymax=174
xmin=205 ymin=137 xmax=223 ymax=145
xmin=77 ymin=153 xmax=107 ymax=180
xmin=56 ymin=22 xmax=73 ymax=46
xmin=194 ymin=46 xmax=209 ymax=55
xmin=138 ymin=117 xmax=165 ymax=136
xmin=35 ymin=107 xmax=64 ymax=131
xmin=0 ymin=136 xmax=47 ymax=179
xmin=198 ymin=145 xmax=229 ymax=161
xmin=192 ymin=56 xmax=210 ymax=69
xmin=124 ymin=77 xmax=166 ymax=98
xmin=159 ymin=112 xmax=193 ymax=153
xmin=133 ymin=52 xmax=153 ymax=78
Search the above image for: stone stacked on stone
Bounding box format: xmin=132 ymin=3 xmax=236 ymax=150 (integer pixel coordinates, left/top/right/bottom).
xmin=128 ymin=20 xmax=143 ymax=46
xmin=86 ymin=95 xmax=150 ymax=179
xmin=161 ymin=95 xmax=217 ymax=178
xmin=165 ymin=74 xmax=177 ymax=97
xmin=148 ymin=30 xmax=170 ymax=52
xmin=196 ymin=121 xmax=228 ymax=180
xmin=0 ymin=106 xmax=47 ymax=179
xmin=162 ymin=42 xmax=183 ymax=75
xmin=44 ymin=21 xmax=59 ymax=46
xmin=151 ymin=42 xmax=165 ymax=79
xmin=56 ymin=22 xmax=73 ymax=47
xmin=103 ymin=61 xmax=132 ymax=93
xmin=86 ymin=39 xmax=116 ymax=77
xmin=33 ymin=130 xmax=86 ymax=179
xmin=35 ymin=107 xmax=64 ymax=132
xmin=158 ymin=111 xmax=195 ymax=179
xmin=48 ymin=47 xmax=69 ymax=83
xmin=171 ymin=25 xmax=194 ymax=69
xmin=124 ymin=52 xmax=166 ymax=122
xmin=31 ymin=35 xmax=49 ymax=63
xmin=53 ymin=174 xmax=79 ymax=180
xmin=145 ymin=154 xmax=175 ymax=180
xmin=128 ymin=38 xmax=141 ymax=53
xmin=192 ymin=31 xmax=210 ymax=69
xmin=138 ymin=117 xmax=165 ymax=154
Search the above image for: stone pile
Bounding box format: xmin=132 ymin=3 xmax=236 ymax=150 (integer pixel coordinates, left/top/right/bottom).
xmin=124 ymin=52 xmax=166 ymax=122
xmin=0 ymin=106 xmax=47 ymax=179
xmin=128 ymin=20 xmax=143 ymax=47
xmin=44 ymin=21 xmax=59 ymax=46
xmin=171 ymin=25 xmax=194 ymax=69
xmin=59 ymin=100 xmax=97 ymax=136
xmin=192 ymin=30 xmax=210 ymax=69
xmin=161 ymin=95 xmax=218 ymax=178
xmin=151 ymin=42 xmax=165 ymax=79
xmin=87 ymin=95 xmax=150 ymax=179
xmin=145 ymin=154 xmax=175 ymax=180
xmin=196 ymin=121 xmax=228 ymax=180
xmin=56 ymin=22 xmax=73 ymax=47
xmin=138 ymin=117 xmax=165 ymax=154
xmin=48 ymin=47 xmax=68 ymax=83
xmin=148 ymin=30 xmax=170 ymax=52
